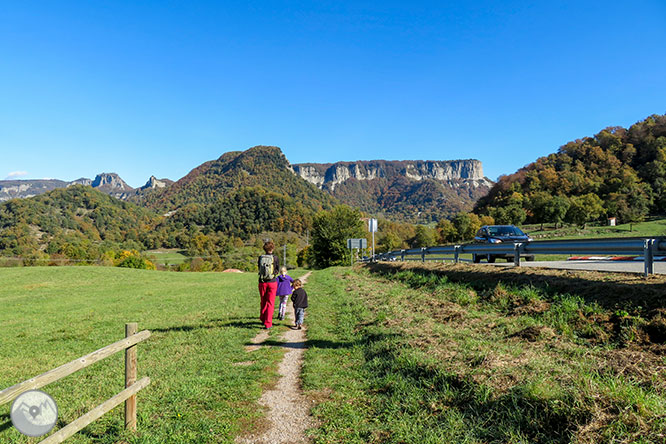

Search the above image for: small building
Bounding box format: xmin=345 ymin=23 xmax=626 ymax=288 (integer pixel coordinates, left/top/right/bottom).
xmin=608 ymin=217 xmax=617 ymax=226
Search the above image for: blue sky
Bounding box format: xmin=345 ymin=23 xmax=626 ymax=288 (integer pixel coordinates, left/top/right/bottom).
xmin=2 ymin=1 xmax=665 ymax=187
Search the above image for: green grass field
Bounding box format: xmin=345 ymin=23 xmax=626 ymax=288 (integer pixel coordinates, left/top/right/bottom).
xmin=522 ymin=217 xmax=666 ymax=240
xmin=302 ymin=264 xmax=666 ymax=444
xmin=0 ymin=267 xmax=305 ymax=444
xmin=3 ymin=264 xmax=666 ymax=443
xmin=144 ymin=249 xmax=188 ymax=266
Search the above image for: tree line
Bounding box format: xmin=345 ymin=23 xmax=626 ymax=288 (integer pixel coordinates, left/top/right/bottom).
xmin=4 ymin=115 xmax=665 ymax=270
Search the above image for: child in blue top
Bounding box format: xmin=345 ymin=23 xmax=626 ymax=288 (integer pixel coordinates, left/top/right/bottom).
xmin=276 ymin=267 xmax=294 ymax=321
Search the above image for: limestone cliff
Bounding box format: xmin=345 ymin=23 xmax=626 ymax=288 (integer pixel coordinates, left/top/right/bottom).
xmin=0 ymin=173 xmax=173 ymax=202
xmin=292 ymin=159 xmax=493 ymax=222
xmin=293 ymin=159 xmax=491 ymax=191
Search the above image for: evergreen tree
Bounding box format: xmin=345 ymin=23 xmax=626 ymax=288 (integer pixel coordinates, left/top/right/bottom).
xmin=310 ymin=206 xmax=365 ymax=268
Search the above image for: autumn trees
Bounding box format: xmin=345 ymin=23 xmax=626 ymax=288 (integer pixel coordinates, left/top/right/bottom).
xmin=475 ymin=114 xmax=666 ymax=227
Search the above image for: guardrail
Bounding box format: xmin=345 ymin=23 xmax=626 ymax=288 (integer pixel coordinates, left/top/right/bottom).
xmin=372 ymin=237 xmax=666 ymax=276
xmin=0 ymin=323 xmax=150 ymax=443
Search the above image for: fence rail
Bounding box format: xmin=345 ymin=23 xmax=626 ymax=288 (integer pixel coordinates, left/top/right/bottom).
xmin=0 ymin=323 xmax=150 ymax=443
xmin=373 ymin=237 xmax=666 ymax=276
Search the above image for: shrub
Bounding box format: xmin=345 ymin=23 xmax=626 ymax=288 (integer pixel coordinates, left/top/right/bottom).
xmin=115 ymin=250 xmax=156 ymax=270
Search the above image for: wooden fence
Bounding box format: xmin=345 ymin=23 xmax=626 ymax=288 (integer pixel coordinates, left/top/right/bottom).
xmin=0 ymin=323 xmax=151 ymax=443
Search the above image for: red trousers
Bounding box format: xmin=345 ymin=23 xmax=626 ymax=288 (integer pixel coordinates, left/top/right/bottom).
xmin=258 ymin=281 xmax=278 ymax=328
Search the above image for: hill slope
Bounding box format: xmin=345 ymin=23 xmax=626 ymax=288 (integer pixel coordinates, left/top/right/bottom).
xmin=475 ymin=114 xmax=666 ymax=225
xmin=139 ymin=146 xmax=337 ymax=213
xmin=293 ymin=159 xmax=492 ymax=222
xmin=0 ymin=186 xmax=164 ymax=257
xmin=134 ymin=146 xmax=337 ymax=238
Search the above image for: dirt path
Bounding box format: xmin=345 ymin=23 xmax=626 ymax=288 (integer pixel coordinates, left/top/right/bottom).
xmin=238 ymin=271 xmax=315 ymax=444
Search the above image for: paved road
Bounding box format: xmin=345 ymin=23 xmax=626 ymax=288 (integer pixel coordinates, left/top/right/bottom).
xmin=492 ymin=260 xmax=666 ymax=275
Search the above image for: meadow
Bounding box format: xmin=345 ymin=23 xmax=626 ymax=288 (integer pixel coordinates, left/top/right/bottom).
xmin=3 ymin=263 xmax=666 ymax=443
xmin=0 ymin=267 xmax=304 ymax=444
xmin=523 ymin=216 xmax=666 ymax=240
xmin=143 ymin=249 xmax=188 ymax=266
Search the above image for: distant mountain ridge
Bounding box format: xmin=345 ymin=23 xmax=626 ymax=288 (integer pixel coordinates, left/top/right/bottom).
xmin=139 ymin=145 xmax=337 ymax=213
xmin=293 ymin=159 xmax=493 ymax=222
xmin=0 ymin=174 xmax=173 ymax=202
xmin=1 ymin=148 xmax=493 ymax=223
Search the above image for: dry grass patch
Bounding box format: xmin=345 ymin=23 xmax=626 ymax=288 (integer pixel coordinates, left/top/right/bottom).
xmin=351 ymin=263 xmax=666 ymax=442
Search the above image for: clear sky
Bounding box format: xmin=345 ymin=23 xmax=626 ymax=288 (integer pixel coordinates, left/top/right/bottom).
xmin=2 ymin=1 xmax=665 ymax=187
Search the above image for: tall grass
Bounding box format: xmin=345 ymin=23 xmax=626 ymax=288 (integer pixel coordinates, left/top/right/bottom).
xmin=302 ymin=267 xmax=666 ymax=443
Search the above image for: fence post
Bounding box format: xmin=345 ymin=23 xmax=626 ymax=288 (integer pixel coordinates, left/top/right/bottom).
xmin=421 ymin=248 xmax=426 ymax=262
xmin=514 ymin=243 xmax=522 ymax=267
xmin=454 ymin=245 xmax=460 ymax=264
xmin=644 ymin=239 xmax=655 ymax=277
xmin=125 ymin=322 xmax=138 ymax=431
xmin=401 ymin=250 xmax=405 ymax=262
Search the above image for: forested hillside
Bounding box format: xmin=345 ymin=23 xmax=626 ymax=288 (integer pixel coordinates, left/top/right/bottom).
xmin=140 ymin=145 xmax=337 ymax=213
xmin=168 ymin=187 xmax=314 ymax=239
xmin=330 ymin=175 xmax=486 ymax=222
xmin=475 ymin=114 xmax=666 ymax=226
xmin=0 ymin=186 xmax=166 ymax=259
xmin=0 ymin=184 xmax=313 ymax=268
xmin=0 ymin=147 xmax=338 ymax=266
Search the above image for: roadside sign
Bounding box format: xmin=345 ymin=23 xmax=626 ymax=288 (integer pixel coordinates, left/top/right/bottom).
xmin=347 ymin=238 xmax=367 ymax=249
xmin=347 ymin=238 xmax=368 ymax=265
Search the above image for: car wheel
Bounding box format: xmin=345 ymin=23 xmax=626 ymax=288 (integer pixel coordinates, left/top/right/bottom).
xmin=487 ymin=255 xmax=496 ymax=263
xmin=473 ymin=254 xmax=480 ymax=263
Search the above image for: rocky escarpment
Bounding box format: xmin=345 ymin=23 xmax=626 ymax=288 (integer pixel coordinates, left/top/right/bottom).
xmin=89 ymin=173 xmax=134 ymax=199
xmin=293 ymin=159 xmax=491 ymax=191
xmin=0 ymin=173 xmax=173 ymax=202
xmin=292 ymin=159 xmax=493 ymax=222
xmin=142 ymin=175 xmax=173 ymax=190
xmin=0 ymin=179 xmax=68 ymax=201
xmin=90 ymin=172 xmax=132 ymax=191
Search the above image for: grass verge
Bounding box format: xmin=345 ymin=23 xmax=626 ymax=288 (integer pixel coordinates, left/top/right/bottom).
xmin=302 ymin=265 xmax=666 ymax=443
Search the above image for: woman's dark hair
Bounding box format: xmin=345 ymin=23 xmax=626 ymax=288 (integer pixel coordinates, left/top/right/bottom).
xmin=263 ymin=241 xmax=275 ymax=253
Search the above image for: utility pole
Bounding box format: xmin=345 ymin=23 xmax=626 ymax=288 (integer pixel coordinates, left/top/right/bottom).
xmin=283 ymin=244 xmax=287 ymax=268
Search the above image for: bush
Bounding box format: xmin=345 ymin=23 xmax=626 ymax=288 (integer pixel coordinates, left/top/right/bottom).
xmin=114 ymin=250 xmax=156 ymax=270
xmin=297 ymin=246 xmax=311 ymax=267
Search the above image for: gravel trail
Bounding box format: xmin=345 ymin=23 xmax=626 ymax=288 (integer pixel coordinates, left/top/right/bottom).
xmin=237 ymin=271 xmax=314 ymax=444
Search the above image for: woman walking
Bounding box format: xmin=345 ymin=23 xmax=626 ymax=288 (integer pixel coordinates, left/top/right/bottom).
xmin=257 ymin=241 xmax=280 ymax=329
